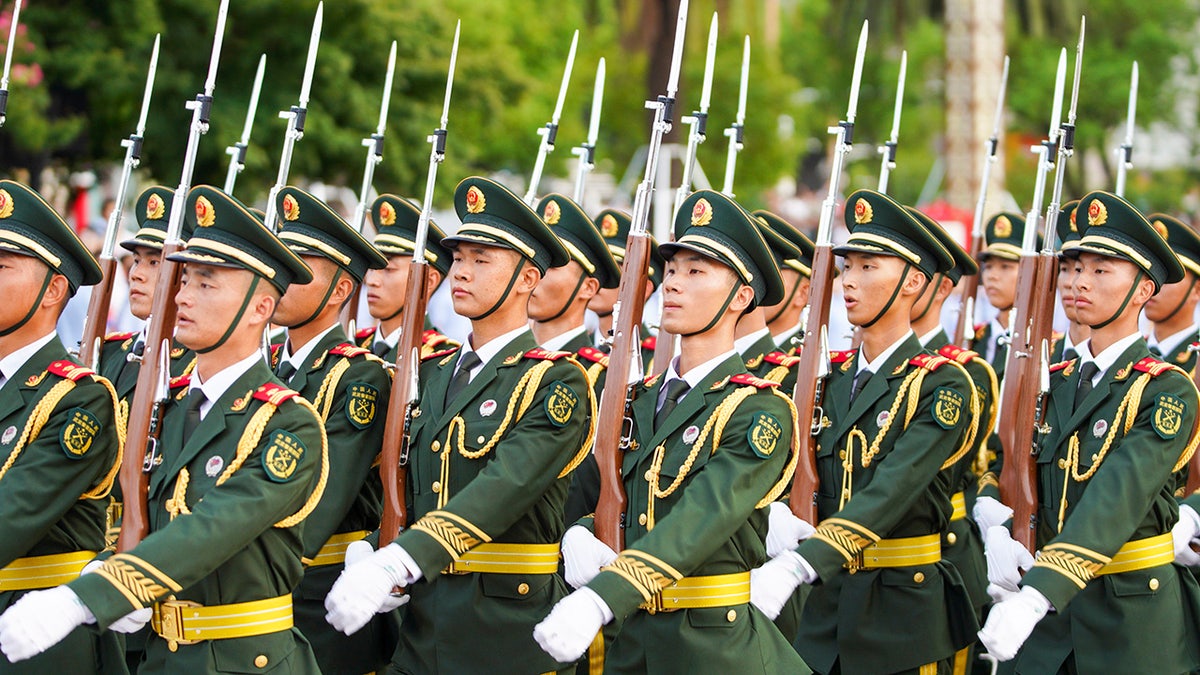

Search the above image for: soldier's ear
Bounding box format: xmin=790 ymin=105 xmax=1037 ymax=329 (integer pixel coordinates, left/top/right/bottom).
xmin=793 ymin=278 xmax=811 ymax=309
xmin=42 ymin=273 xmax=71 ymax=314
xmin=577 ymin=276 xmax=601 ymax=301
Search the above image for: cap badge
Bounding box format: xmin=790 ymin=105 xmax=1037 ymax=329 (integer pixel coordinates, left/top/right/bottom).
xmin=195 ymin=195 xmax=215 ymax=228
xmin=146 ymin=193 xmax=166 ymax=220
xmin=466 ymin=185 xmax=486 ymax=214
xmin=601 ymin=213 xmax=619 ymax=238
xmin=0 ymin=189 xmax=12 ymax=219
xmin=1153 ymin=219 xmax=1168 ymax=240
xmin=1069 ymin=207 xmax=1078 ymax=232
xmin=282 ymin=194 xmax=301 ymax=221
xmin=691 ymin=198 xmax=713 ymax=227
xmin=994 ymin=215 xmax=1012 ymax=239
xmin=379 ymin=201 xmax=396 ymax=226
xmin=853 ymin=198 xmax=872 ymax=224
xmin=543 ymin=200 xmax=561 ymax=225
xmin=1087 ymin=199 xmax=1107 ymax=226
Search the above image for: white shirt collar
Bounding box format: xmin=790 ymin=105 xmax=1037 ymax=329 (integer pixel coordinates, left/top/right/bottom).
xmin=188 ymin=350 xmax=264 ymax=419
xmin=1149 ymin=324 xmax=1198 ymax=358
xmin=460 ymin=325 xmax=531 ymax=374
xmin=380 ymin=324 xmax=403 ymax=350
xmin=1076 ymin=331 xmax=1144 ymax=383
xmin=0 ymin=332 xmax=58 ymax=388
xmin=660 ymin=349 xmax=738 ymax=406
xmin=734 ymin=327 xmax=773 ymax=357
xmin=857 ymin=331 xmax=914 ymax=375
xmin=540 ymin=324 xmax=588 ymax=352
xmin=918 ymin=326 xmax=945 ymax=348
xmin=281 ymin=323 xmax=340 ymax=371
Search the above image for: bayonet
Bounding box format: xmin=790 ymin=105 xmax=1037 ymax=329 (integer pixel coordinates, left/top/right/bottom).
xmin=877 ymin=50 xmax=907 ymax=194
xmin=671 ymin=12 xmax=718 ymax=217
xmin=721 ymin=35 xmax=751 ymax=196
xmin=1115 ymin=60 xmax=1137 ymax=197
xmin=224 ymin=54 xmax=266 ymax=195
xmin=1044 ymin=16 xmax=1084 ymax=254
xmin=0 ymin=0 xmax=22 ymax=126
xmin=571 ymin=58 xmax=605 ymax=203
xmin=350 ymin=40 xmax=398 ymax=233
xmin=814 ymin=20 xmax=868 ymax=247
xmin=524 ymin=29 xmax=578 ymax=205
xmin=1023 ymin=49 xmax=1066 ymax=254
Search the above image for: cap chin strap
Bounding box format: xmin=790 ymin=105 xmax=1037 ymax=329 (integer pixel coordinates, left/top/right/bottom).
xmin=682 ymin=280 xmax=744 ymax=337
xmin=860 ymin=262 xmax=919 ymax=329
xmin=540 ymin=269 xmax=588 ymax=324
xmin=196 ymin=276 xmax=260 ymax=354
xmin=290 ymin=268 xmax=346 ymax=330
xmin=912 ymin=273 xmax=943 ymax=323
xmin=468 ymin=258 xmax=527 ymax=321
xmin=765 ymin=274 xmax=804 ymax=326
xmin=1161 ymin=275 xmax=1197 ymax=324
xmin=1090 ymin=270 xmax=1145 ymax=331
xmin=0 ymin=269 xmax=53 ymax=337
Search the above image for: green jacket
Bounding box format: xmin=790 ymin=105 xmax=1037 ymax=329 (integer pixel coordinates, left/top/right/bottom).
xmin=70 ymin=358 xmax=327 ymax=675
xmin=739 ymin=331 xmax=778 ymax=373
xmin=354 ymin=320 xmax=458 ymax=365
xmin=973 ymin=321 xmax=1007 ymax=381
xmin=794 ymin=334 xmax=978 ymax=675
xmin=584 ymin=354 xmax=806 ymax=674
xmin=1015 ymin=340 xmax=1200 ymax=674
xmin=0 ymin=338 xmax=124 ymax=675
xmin=1156 ymin=327 xmax=1199 ymax=374
xmin=391 ymin=329 xmax=591 ymax=675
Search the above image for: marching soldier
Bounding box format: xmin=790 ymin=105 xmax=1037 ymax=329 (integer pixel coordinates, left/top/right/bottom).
xmin=978 ymin=192 xmax=1200 ymax=673
xmin=743 ymin=213 xmax=815 ymax=392
xmin=324 ymin=177 xmax=593 ymax=675
xmin=974 ymin=212 xmax=1037 ymax=380
xmin=750 ymin=190 xmax=979 ymax=674
xmin=357 ymin=194 xmax=458 ymax=362
xmin=754 ymin=210 xmax=815 ymax=355
xmin=1143 ymin=213 xmax=1200 ymax=373
xmin=0 ymin=185 xmax=328 ymax=673
xmin=584 ymin=208 xmax=665 ymax=370
xmin=0 ymin=180 xmax=124 ymax=673
xmin=533 ymin=189 xmax=807 ymax=673
xmin=269 ymin=186 xmax=395 ymax=675
xmin=1051 ymin=201 xmax=1087 ymax=362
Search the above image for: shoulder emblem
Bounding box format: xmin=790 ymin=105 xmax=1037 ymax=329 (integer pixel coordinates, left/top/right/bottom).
xmin=1152 ymin=392 xmax=1187 ymax=439
xmin=576 ymin=346 xmax=609 ymax=366
xmin=748 ymin=411 xmax=783 ymax=459
xmin=47 ymin=360 xmax=95 ymax=382
xmin=329 ymin=343 xmax=371 ymax=359
xmin=730 ymin=373 xmax=781 ymax=389
xmin=910 ymin=353 xmax=950 ymax=371
xmin=346 ymin=382 xmax=380 ymax=429
xmin=261 ymin=429 xmax=306 ymax=483
xmin=104 ymin=331 xmax=136 ymax=343
xmin=60 ymin=407 xmax=101 ymax=459
xmin=1134 ymin=356 xmax=1174 ymax=377
xmin=933 ymin=387 xmax=965 ymax=429
xmin=763 ymin=351 xmax=799 ymax=367
xmin=253 ymin=382 xmax=300 ymax=406
xmin=525 ymin=347 xmax=571 ymax=361
xmin=545 ymin=380 xmax=579 ymax=427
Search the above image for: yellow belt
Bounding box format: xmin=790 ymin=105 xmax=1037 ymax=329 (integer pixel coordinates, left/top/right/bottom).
xmin=1097 ymin=534 xmax=1174 ymax=576
xmin=950 ymin=492 xmax=967 ymax=521
xmin=445 ymin=543 xmax=560 ymax=575
xmin=849 ymin=534 xmax=942 ymax=570
xmin=152 ymin=595 xmax=293 ymax=647
xmin=308 ymin=530 xmax=369 ymax=567
xmin=0 ymin=550 xmax=96 ymax=591
xmin=642 ymin=572 xmax=751 ymax=613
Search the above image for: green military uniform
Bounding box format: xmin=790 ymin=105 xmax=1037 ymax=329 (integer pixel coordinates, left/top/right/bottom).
xmin=1008 ymin=191 xmax=1200 ymax=674
xmin=974 ymin=212 xmax=1039 ymax=380
xmin=67 ymin=185 xmax=329 ymax=674
xmin=1146 ymin=213 xmax=1200 ymax=374
xmin=748 ymin=210 xmax=816 ymax=393
xmin=792 ymin=191 xmax=978 ymax=674
xmin=0 ymin=180 xmax=125 ymax=674
xmin=383 ymin=177 xmax=592 ymax=674
xmin=272 ymin=186 xmax=396 ymax=675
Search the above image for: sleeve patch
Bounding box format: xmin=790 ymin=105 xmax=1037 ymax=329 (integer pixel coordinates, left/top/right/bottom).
xmin=747 ymin=412 xmax=783 ymax=459
xmin=261 ymin=430 xmax=307 ymax=482
xmin=933 ymin=387 xmax=964 ymax=430
xmin=346 ymin=382 xmax=380 ymax=429
xmin=1152 ymin=393 xmax=1186 ymax=439
xmin=61 ymin=407 xmax=101 ymax=459
xmin=544 ymin=380 xmax=579 ymax=427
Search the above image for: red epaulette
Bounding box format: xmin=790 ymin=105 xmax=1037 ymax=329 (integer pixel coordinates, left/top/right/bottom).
xmin=830 ymin=350 xmax=855 ymax=364
xmin=330 ymin=343 xmax=371 ymax=359
xmin=641 ymin=336 xmax=657 ymax=351
xmin=643 ymin=372 xmax=662 ymax=387
xmin=253 ymin=382 xmax=300 ymax=405
xmin=169 ymin=374 xmax=191 ymax=389
xmin=909 ymin=353 xmax=950 ymax=371
xmin=730 ymin=373 xmax=780 ymax=389
xmin=576 ymin=346 xmax=609 ymax=366
xmin=1133 ymin=356 xmax=1174 ymax=377
xmin=422 ymin=329 xmax=455 ymax=349
xmin=1049 ymin=358 xmax=1077 ymax=374
xmin=974 ymin=323 xmax=987 ymax=339
xmin=356 ymin=327 xmax=375 ymax=341
xmin=47 ymin=360 xmax=95 ymax=382
xmin=525 ymin=347 xmax=571 ymax=361
xmin=103 ymin=331 xmax=136 ymax=342
xmin=936 ymin=344 xmax=980 ymax=364
xmin=763 ymin=351 xmax=799 ymax=367
xmin=423 ymin=344 xmax=460 ymax=362
xmin=269 ymin=343 xmax=284 ymax=356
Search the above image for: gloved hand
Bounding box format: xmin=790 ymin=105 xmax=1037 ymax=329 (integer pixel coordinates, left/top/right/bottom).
xmin=109 ymin=608 xmax=152 ymax=634
xmin=765 ymin=502 xmax=815 ymax=558
xmin=325 ymin=543 xmax=419 ymax=635
xmin=562 ymin=526 xmax=618 ymax=589
xmin=533 ymin=587 xmax=613 ymax=663
xmin=344 ymin=540 xmax=410 ymax=613
xmin=750 ymin=550 xmax=815 ymax=620
xmin=984 ymin=525 xmax=1034 ymax=593
xmin=973 ymin=496 xmax=1013 ymax=532
xmin=0 ymin=586 xmax=96 ymax=662
xmin=1172 ymin=504 xmax=1200 ymax=567
xmin=978 ymin=586 xmax=1051 ymax=661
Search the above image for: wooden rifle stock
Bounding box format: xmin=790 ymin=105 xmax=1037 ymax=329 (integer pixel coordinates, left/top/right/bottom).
xmin=1188 ymin=354 xmax=1200 ymax=495
xmin=79 ymin=256 xmax=117 ymax=368
xmin=789 ymin=242 xmax=834 ymax=523
xmin=953 ymin=259 xmax=982 ymax=349
xmin=594 ymin=233 xmax=653 ymax=550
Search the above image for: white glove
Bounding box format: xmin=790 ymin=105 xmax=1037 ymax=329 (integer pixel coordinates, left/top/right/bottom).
xmin=749 ymin=550 xmax=815 ymax=620
xmin=984 ymin=525 xmax=1034 ymax=592
xmin=108 ymin=608 xmax=152 ymax=634
xmin=973 ymin=496 xmax=1013 ymax=532
xmin=325 ymin=543 xmax=419 ymax=635
xmin=562 ymin=526 xmax=618 ymax=589
xmin=765 ymin=502 xmax=816 ymax=558
xmin=532 ymin=587 xmax=613 ymax=663
xmin=1173 ymin=505 xmax=1200 ymax=567
xmin=978 ymin=586 xmax=1051 ymax=661
xmin=0 ymin=586 xmax=95 ymax=662
xmin=344 ymin=540 xmax=411 ymax=613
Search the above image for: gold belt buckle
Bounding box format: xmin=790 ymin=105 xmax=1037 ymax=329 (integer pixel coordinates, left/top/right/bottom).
xmin=845 ymin=552 xmax=864 ymax=573
xmin=640 ymin=593 xmax=664 ymax=615
xmin=154 ymin=598 xmax=203 ymax=650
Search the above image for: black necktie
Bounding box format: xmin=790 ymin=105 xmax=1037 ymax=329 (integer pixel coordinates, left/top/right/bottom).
xmin=1149 ymin=344 xmax=1163 ymax=357
xmin=850 ymin=369 xmax=872 ymax=402
xmin=655 ymin=379 xmax=690 ymax=432
xmin=183 ymin=390 xmax=205 ymax=439
xmin=372 ymin=339 xmax=391 ymax=358
xmin=1074 ymin=362 xmax=1100 ymax=409
xmin=445 ymin=351 xmax=482 ymax=406
xmin=276 ymin=360 xmax=297 ymax=383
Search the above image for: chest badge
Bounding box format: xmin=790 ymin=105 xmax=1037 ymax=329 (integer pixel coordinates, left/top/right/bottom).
xmin=876 ymin=410 xmax=890 ymax=428
xmin=1092 ymin=419 xmax=1108 ymax=438
xmin=205 ymin=456 xmax=224 ymax=477
xmin=1 ymin=425 xmax=15 ymax=445
xmin=480 ymin=399 xmax=497 ymax=417
xmin=682 ymin=425 xmax=700 ymax=445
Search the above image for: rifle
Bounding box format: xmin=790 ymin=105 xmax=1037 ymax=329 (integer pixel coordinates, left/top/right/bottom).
xmin=570 ymin=58 xmax=606 ymax=204
xmin=262 ymin=2 xmax=323 ymax=231
xmin=523 ymin=30 xmax=578 ymax=206
xmin=223 ymin=54 xmax=266 ymax=195
xmin=953 ymin=56 xmax=1009 ymax=347
xmin=117 ymin=0 xmax=230 ymax=552
xmin=80 ymin=35 xmax=160 ymax=368
xmin=0 ymin=0 xmax=21 ymax=127
xmin=378 ymin=21 xmax=460 ymax=544
xmin=789 ymin=20 xmax=868 ymax=523
xmin=344 ymin=40 xmax=398 ymax=334
xmin=720 ymin=35 xmax=750 ymax=197
xmin=876 ymin=50 xmax=906 ymax=194
xmin=1114 ymin=61 xmax=1138 ymax=197
xmin=594 ymin=0 xmax=690 ymax=550
xmin=1188 ymin=342 xmax=1200 ymax=495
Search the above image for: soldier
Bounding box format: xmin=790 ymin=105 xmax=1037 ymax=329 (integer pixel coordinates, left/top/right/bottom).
xmin=974 ymin=212 xmax=1037 ymax=379
xmin=750 ymin=189 xmax=979 ymax=674
xmin=323 ymin=177 xmax=593 ymax=675
xmin=743 ymin=213 xmax=815 ymax=392
xmin=269 ymin=186 xmax=395 ymax=675
xmin=0 ymin=185 xmax=328 ymax=673
xmin=1051 ymin=201 xmax=1087 ymax=362
xmin=533 ymin=189 xmax=806 ymax=673
xmin=357 ymin=194 xmax=458 ymax=362
xmin=0 ymin=180 xmax=124 ymax=673
xmin=529 ymin=194 xmax=621 ymax=353
xmin=754 ymin=210 xmax=815 ymax=355
xmin=585 ymin=208 xmax=664 ymax=370
xmin=1143 ymin=214 xmax=1200 ymax=372
xmin=978 ymin=191 xmax=1200 ymax=673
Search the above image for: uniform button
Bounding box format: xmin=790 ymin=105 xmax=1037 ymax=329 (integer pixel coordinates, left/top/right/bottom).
xmin=412 ymin=408 xmax=421 ymax=418
xmin=913 ymin=572 xmax=925 ymax=583
xmin=638 ymin=513 xmax=647 ymax=526
xmin=1057 ymin=458 xmax=1068 ymax=469
xmin=477 ymin=435 xmax=486 ymax=444
xmin=946 ymin=532 xmax=957 ymax=546
xmin=431 ymin=481 xmax=441 ymax=493
xmin=726 ymin=609 xmax=737 ymax=622
xmin=168 ymin=642 xmax=178 ymax=652
xmin=518 ymin=583 xmax=530 ymax=595
xmin=254 ymin=655 xmax=268 ymax=668
xmin=1149 ymin=578 xmax=1160 ymax=591
xmin=644 ymin=470 xmax=653 ymax=481
xmin=838 ymin=450 xmax=846 ymax=460
xmin=431 ymin=440 xmax=441 ymax=452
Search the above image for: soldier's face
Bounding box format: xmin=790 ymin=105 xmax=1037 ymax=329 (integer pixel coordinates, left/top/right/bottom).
xmin=1071 ymin=253 xmax=1148 ymax=326
xmin=448 ymin=244 xmax=528 ymax=317
xmin=528 ymin=260 xmax=588 ymax=321
xmin=273 ymin=255 xmax=342 ymax=327
xmin=174 ymin=264 xmax=262 ymax=350
xmin=588 ymin=284 xmax=618 ymax=315
xmin=364 ymin=254 xmax=412 ymax=320
xmin=1145 ymin=270 xmax=1198 ymax=323
xmin=659 ymin=252 xmax=743 ymax=334
xmin=981 ymin=258 xmax=1019 ymax=309
xmin=839 ymin=252 xmax=913 ymax=326
xmin=0 ymin=252 xmax=52 ymax=326
xmin=1057 ymin=256 xmax=1080 ymax=321
xmin=126 ymin=246 xmax=162 ymax=320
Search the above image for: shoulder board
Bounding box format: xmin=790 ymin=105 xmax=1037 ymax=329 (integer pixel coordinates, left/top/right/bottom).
xmin=909 ymin=353 xmax=951 ymax=371
xmin=643 ymin=372 xmax=663 ymax=387
xmin=1133 ymin=356 xmax=1174 ymax=377
xmin=356 ymin=327 xmax=376 ymax=340
xmin=830 ymin=350 xmax=855 ymax=364
xmin=730 ymin=373 xmax=780 ymax=389
xmin=252 ymin=382 xmax=300 ymax=406
xmin=936 ymin=344 xmax=980 ymax=364
xmin=576 ymin=346 xmax=609 ymax=366
xmin=104 ymin=331 xmax=136 ymax=342
xmin=525 ymin=347 xmax=571 ymax=361
xmin=764 ymin=351 xmax=800 ymax=367
xmin=1049 ymin=358 xmax=1077 ymax=374
xmin=169 ymin=374 xmax=192 ymax=389
xmin=423 ymin=344 xmax=461 ymax=362
xmin=329 ymin=343 xmax=371 ymax=359
xmin=973 ymin=323 xmax=987 ymax=339
xmin=641 ymin=336 xmax=657 ymax=351
xmin=47 ymin=360 xmax=95 ymax=382
xmin=421 ymin=329 xmax=456 ymax=349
